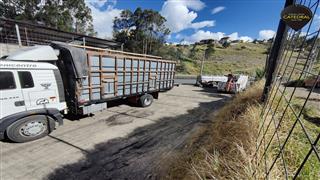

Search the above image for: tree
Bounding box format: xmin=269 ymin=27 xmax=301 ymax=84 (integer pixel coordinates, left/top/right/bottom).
xmin=113 ymin=8 xmax=170 ymax=55
xmin=0 ymin=0 xmax=96 ymax=35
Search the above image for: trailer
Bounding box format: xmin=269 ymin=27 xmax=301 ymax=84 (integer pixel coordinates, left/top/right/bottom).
xmin=0 ymin=42 xmax=176 ymax=142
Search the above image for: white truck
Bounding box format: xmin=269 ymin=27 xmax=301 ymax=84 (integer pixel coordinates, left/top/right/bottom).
xmin=196 ymin=75 xmax=228 ymax=87
xmin=217 ymin=74 xmax=249 ymax=93
xmin=196 ymin=74 xmax=249 ymax=93
xmin=0 ymin=43 xmax=176 ymax=142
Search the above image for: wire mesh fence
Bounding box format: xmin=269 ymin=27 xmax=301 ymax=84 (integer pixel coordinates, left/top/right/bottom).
xmin=255 ymin=0 xmax=320 ymax=179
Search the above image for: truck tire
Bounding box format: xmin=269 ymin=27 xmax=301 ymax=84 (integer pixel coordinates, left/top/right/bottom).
xmin=139 ymin=94 xmax=153 ymax=107
xmin=6 ymin=115 xmax=55 ymax=143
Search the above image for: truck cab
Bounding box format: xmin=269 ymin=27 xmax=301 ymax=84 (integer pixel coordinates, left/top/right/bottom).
xmin=0 ymin=46 xmax=66 ymax=142
xmin=0 ymin=43 xmax=176 ymax=143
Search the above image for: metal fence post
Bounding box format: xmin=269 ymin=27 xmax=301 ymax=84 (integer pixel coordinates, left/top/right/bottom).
xmin=15 ymin=24 xmax=22 ymax=47
xmin=261 ymin=0 xmax=294 ymax=102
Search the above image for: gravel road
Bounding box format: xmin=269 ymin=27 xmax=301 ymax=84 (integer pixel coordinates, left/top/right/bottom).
xmin=0 ymin=85 xmax=231 ymax=180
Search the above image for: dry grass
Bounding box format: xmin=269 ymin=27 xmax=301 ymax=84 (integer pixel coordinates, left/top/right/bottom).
xmin=165 ymin=81 xmax=319 ymax=179
xmin=165 ymin=81 xmax=264 ymax=179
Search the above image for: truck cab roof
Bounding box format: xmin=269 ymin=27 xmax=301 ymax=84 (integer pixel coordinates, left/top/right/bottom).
xmin=5 ymin=45 xmax=58 ymax=61
xmin=0 ymin=60 xmax=58 ymax=70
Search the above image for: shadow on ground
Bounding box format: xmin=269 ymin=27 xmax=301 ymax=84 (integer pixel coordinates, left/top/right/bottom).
xmin=47 ymin=92 xmax=230 ymax=180
xmin=63 ymin=99 xmax=139 ymax=121
xmin=303 ymin=113 xmax=320 ymax=127
xmin=192 ymin=87 xmax=233 ymax=99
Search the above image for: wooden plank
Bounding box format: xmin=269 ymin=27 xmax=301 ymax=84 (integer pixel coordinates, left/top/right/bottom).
xmin=90 ymin=70 xmax=176 ymax=73
xmin=137 ymin=59 xmax=140 ymax=93
xmin=165 ymin=62 xmax=168 ymax=88
xmin=99 ymin=54 xmax=103 ymax=99
xmin=87 ymin=54 xmax=92 ymax=101
xmin=70 ymin=44 xmax=163 ymax=59
xmin=102 ymin=75 xmax=115 ymax=79
xmin=156 ymin=61 xmax=159 ymax=90
xmin=123 ymin=58 xmax=126 ymax=96
xmin=170 ymin=62 xmax=174 ymax=87
xmin=114 ymin=56 xmax=118 ymax=96
xmin=143 ymin=60 xmax=146 ymax=92
xmin=86 ymin=50 xmax=176 ymax=64
xmin=79 ymin=86 xmax=102 ymax=90
xmin=130 ymin=59 xmax=133 ymax=95
xmin=172 ymin=64 xmax=176 ymax=86
xmin=148 ymin=60 xmax=151 ymax=91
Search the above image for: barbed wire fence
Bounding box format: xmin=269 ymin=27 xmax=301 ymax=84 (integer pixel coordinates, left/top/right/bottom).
xmin=255 ymin=0 xmax=320 ymax=179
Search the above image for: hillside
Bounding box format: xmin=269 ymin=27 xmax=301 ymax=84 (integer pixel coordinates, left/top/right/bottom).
xmin=159 ymin=42 xmax=269 ymax=76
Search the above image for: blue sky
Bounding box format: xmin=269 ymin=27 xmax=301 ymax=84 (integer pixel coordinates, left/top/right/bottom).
xmin=86 ymin=0 xmax=288 ymax=43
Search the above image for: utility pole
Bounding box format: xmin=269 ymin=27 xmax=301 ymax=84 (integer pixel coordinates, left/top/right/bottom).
xmin=200 ymin=55 xmax=205 ymax=76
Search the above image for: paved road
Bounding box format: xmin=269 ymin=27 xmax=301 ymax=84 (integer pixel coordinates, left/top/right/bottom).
xmin=174 ymin=78 xmax=197 ymax=85
xmin=0 ymin=85 xmax=230 ymax=180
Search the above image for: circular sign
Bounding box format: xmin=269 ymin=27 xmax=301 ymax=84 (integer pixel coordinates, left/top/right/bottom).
xmin=281 ymin=5 xmax=313 ymax=31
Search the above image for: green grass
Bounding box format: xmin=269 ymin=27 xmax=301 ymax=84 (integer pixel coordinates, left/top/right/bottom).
xmin=161 ymin=42 xmax=269 ymax=76
xmin=263 ymin=92 xmax=320 ymax=179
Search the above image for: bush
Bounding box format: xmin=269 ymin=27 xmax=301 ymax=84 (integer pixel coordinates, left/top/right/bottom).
xmin=255 ymin=68 xmax=265 ymax=79
xmin=222 ymin=42 xmax=230 ymax=48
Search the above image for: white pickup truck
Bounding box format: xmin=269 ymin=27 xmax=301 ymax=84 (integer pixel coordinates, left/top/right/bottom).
xmin=196 ymin=74 xmax=249 ymax=93
xmin=0 ymin=43 xmax=176 ymax=142
xmin=217 ymin=75 xmax=249 ymax=93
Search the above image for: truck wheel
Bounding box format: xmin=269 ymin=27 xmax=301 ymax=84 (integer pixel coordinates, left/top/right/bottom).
xmin=6 ymin=115 xmax=55 ymax=143
xmin=139 ymin=94 xmax=153 ymax=107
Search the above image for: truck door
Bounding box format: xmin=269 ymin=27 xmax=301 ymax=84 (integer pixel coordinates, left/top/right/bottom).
xmin=18 ymin=70 xmax=61 ymax=110
xmin=0 ymin=71 xmax=26 ymax=119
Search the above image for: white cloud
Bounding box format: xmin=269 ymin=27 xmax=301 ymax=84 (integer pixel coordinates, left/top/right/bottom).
xmin=211 ymin=6 xmax=225 ymax=14
xmin=259 ymin=30 xmax=275 ymax=40
xmin=86 ymin=0 xmax=122 ymax=38
xmin=228 ymin=32 xmax=238 ymax=41
xmin=160 ymin=0 xmax=215 ymax=33
xmin=89 ymin=0 xmax=117 ymax=9
xmin=239 ymin=36 xmax=253 ymax=42
xmin=190 ymin=20 xmax=216 ymax=29
xmin=182 ymin=30 xmax=253 ymax=44
xmin=225 ymin=33 xmax=253 ymax=42
xmin=183 ymin=30 xmax=225 ymax=44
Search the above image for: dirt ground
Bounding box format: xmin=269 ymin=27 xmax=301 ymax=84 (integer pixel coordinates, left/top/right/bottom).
xmin=0 ymin=85 xmax=231 ymax=180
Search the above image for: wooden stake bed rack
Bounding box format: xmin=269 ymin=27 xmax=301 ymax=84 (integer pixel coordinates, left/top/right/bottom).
xmin=72 ymin=45 xmax=176 ymax=102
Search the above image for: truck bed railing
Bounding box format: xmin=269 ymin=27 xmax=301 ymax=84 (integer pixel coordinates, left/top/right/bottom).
xmin=69 ymin=44 xmax=172 ymax=61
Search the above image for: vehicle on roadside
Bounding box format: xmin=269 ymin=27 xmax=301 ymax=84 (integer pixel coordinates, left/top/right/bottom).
xmin=196 ymin=74 xmax=249 ymax=93
xmin=0 ymin=42 xmax=176 ymax=142
xmin=196 ymin=75 xmax=228 ymax=87
xmin=217 ymin=74 xmax=249 ymax=93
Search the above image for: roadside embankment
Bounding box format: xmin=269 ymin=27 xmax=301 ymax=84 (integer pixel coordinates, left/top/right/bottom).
xmin=165 ymin=81 xmax=264 ymax=179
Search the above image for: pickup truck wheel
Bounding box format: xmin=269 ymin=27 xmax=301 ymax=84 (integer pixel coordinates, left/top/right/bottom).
xmin=139 ymin=94 xmax=153 ymax=107
xmin=6 ymin=115 xmax=55 ymax=143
